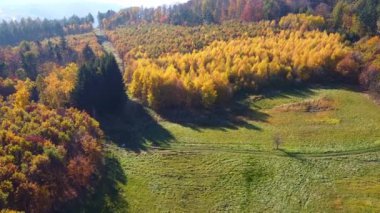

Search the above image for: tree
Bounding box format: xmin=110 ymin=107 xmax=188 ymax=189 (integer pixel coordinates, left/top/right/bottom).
xmin=0 ymin=99 xmax=103 ymax=212
xmin=71 ymin=63 xmax=97 ymax=113
xmin=98 ymin=53 xmax=126 ymax=111
xmin=263 ymin=0 xmax=282 ymax=20
xmin=59 ymin=35 xmax=67 ymax=50
xmin=82 ymin=44 xmax=96 ymax=62
xmin=11 ymin=79 xmax=34 ymax=109
xmin=0 ymin=62 xmax=5 ymax=77
xmin=86 ymin=13 xmax=95 ymax=24
xmin=241 ymin=1 xmax=254 ymax=22
xmin=21 ymin=51 xmax=38 ymax=81
xmin=358 ymin=0 xmax=378 ymax=35
xmin=71 ymin=54 xmax=125 ymax=114
xmin=0 ymin=14 xmax=93 ymax=46
xmin=40 ymin=63 xmax=78 ymax=108
xmin=336 ymin=53 xmax=361 ymax=82
xmin=332 ymin=1 xmax=344 ymax=30
xmin=273 ymin=134 xmax=283 ymax=150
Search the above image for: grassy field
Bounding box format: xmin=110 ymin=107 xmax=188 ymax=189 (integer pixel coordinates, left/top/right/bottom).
xmin=94 ymin=86 xmax=380 ymax=212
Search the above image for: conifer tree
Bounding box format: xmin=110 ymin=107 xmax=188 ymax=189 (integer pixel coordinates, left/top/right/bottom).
xmin=71 ymin=54 xmax=125 ymax=114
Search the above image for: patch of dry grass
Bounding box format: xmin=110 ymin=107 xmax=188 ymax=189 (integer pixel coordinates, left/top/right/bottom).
xmin=273 ymin=96 xmax=335 ymax=113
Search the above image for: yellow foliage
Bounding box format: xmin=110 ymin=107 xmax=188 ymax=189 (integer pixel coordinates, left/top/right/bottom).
xmin=279 ymin=13 xmax=325 ymax=31
xmin=40 ymin=63 xmax=78 ymax=108
xmin=12 ymin=79 xmax=34 ymax=109
xmin=128 ymin=30 xmax=349 ymax=109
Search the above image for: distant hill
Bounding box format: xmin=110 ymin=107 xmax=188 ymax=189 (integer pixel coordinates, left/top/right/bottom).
xmin=0 ymin=0 xmax=189 ymax=23
xmin=0 ymin=1 xmax=122 ymax=24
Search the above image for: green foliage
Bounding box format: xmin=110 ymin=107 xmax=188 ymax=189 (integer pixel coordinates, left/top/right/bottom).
xmin=0 ymin=33 xmax=103 ymax=81
xmin=72 ymin=53 xmax=126 ymax=113
xmin=98 ymin=0 xmax=325 ymax=29
xmin=357 ymin=0 xmax=378 ymax=34
xmin=0 ymin=14 xmax=94 ymax=46
xmin=331 ymin=0 xmax=380 ymax=38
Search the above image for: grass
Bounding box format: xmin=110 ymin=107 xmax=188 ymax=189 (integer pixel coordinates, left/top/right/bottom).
xmin=90 ymin=86 xmax=380 ymax=212
xmin=162 ymin=87 xmax=380 ymax=153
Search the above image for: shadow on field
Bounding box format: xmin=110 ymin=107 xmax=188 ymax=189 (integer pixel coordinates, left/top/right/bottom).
xmin=156 ymin=98 xmax=268 ymax=132
xmin=98 ymin=99 xmax=174 ymax=152
xmin=259 ymin=83 xmax=363 ymax=103
xmin=65 ymin=155 xmax=128 ymax=212
xmin=263 ymin=87 xmax=316 ymax=101
xmin=278 ymin=149 xmax=306 ymax=162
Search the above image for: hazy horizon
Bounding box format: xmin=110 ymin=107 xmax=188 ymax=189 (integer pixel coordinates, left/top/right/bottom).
xmin=0 ymin=0 xmax=188 ymax=21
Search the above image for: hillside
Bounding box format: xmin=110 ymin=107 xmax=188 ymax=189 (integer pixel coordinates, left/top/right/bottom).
xmin=1 ymin=0 xmax=380 ymax=212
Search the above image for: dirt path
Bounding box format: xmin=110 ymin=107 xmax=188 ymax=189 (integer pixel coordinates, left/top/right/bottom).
xmin=108 ymin=142 xmax=380 ymax=160
xmin=160 ymin=145 xmax=380 ymax=159
xmin=94 ymin=29 xmax=124 ymax=73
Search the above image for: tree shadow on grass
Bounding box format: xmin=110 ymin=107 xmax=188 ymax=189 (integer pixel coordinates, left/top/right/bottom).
xmin=98 ymin=99 xmax=174 ymax=152
xmin=156 ymin=97 xmax=269 ymax=132
xmin=260 ymin=83 xmax=365 ymax=102
xmin=261 ymin=86 xmax=316 ymax=101
xmin=278 ymin=149 xmax=307 ymax=162
xmin=63 ymin=155 xmax=128 ymax=213
xmin=84 ymin=155 xmax=129 ymax=213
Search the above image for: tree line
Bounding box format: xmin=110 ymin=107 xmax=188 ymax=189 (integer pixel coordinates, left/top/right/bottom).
xmin=106 ymin=21 xmax=276 ymax=60
xmin=128 ymin=25 xmax=349 ymax=109
xmin=0 ymin=33 xmax=103 ymax=81
xmin=98 ymin=0 xmax=380 ymax=38
xmin=0 ymin=14 xmax=95 ymax=46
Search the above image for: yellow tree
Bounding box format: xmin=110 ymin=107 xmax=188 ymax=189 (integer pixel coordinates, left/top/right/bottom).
xmin=41 ymin=63 xmax=78 ymax=108
xmin=12 ymin=79 xmax=34 ymax=109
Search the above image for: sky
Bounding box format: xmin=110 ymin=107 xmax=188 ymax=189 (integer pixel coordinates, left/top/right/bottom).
xmin=0 ymin=0 xmax=188 ymax=21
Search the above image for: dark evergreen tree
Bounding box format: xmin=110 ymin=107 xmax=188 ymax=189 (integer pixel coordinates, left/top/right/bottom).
xmin=71 ymin=63 xmax=97 ymax=113
xmin=21 ymin=51 xmax=38 ymax=80
xmin=99 ymin=53 xmax=125 ymax=111
xmin=358 ymin=0 xmax=378 ymax=34
xmin=0 ymin=62 xmax=6 ymax=78
xmin=71 ymin=54 xmax=125 ymax=114
xmin=59 ymin=35 xmax=67 ymax=50
xmin=82 ymin=44 xmax=96 ymax=62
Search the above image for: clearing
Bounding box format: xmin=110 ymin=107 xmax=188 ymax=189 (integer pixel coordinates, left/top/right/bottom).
xmin=90 ymin=86 xmax=380 ymax=212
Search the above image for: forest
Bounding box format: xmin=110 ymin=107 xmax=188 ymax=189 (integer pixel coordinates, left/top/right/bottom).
xmin=98 ymin=0 xmax=378 ymax=38
xmin=0 ymin=14 xmax=95 ymax=46
xmin=0 ymin=0 xmax=380 ymax=212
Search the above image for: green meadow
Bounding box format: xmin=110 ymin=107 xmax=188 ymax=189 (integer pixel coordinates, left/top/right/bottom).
xmin=93 ymin=86 xmax=380 ymax=212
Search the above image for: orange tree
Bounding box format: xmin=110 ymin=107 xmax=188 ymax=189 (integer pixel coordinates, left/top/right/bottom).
xmin=0 ymin=94 xmax=103 ymax=212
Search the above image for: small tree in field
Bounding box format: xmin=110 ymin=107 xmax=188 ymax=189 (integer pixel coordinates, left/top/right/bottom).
xmin=273 ymin=134 xmax=283 ymax=150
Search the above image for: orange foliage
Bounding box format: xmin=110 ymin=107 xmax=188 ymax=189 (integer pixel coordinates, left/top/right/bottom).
xmin=0 ymin=99 xmax=103 ymax=212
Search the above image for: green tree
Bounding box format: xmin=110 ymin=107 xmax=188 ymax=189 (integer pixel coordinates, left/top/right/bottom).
xmin=82 ymin=44 xmax=96 ymax=62
xmin=71 ymin=63 xmax=98 ymax=114
xmin=358 ymin=0 xmax=378 ymax=34
xmin=98 ymin=53 xmax=126 ymax=111
xmin=332 ymin=1 xmax=344 ymax=30
xmin=71 ymin=54 xmax=125 ymax=114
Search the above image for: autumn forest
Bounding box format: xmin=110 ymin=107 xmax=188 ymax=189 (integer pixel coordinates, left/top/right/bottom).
xmin=1 ymin=0 xmax=380 ymax=212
